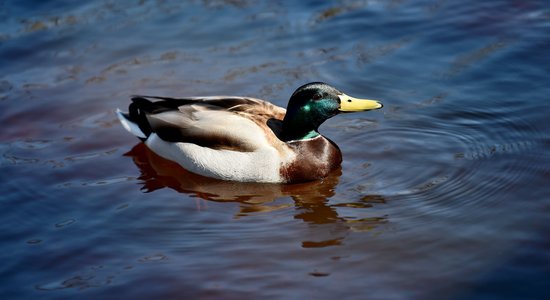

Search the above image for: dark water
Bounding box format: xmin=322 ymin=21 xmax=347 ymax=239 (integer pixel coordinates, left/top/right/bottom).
xmin=1 ymin=1 xmax=549 ymax=299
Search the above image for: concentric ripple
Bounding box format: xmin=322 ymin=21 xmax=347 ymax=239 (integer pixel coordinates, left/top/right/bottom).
xmin=359 ymin=103 xmax=544 ymax=220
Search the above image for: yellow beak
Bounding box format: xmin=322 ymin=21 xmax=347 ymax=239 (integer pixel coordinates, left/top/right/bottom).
xmin=338 ymin=93 xmax=382 ymax=112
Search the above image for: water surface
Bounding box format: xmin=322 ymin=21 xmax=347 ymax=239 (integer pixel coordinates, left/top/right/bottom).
xmin=1 ymin=1 xmax=549 ymax=299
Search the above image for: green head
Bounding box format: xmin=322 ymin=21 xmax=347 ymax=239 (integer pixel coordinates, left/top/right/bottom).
xmin=281 ymin=82 xmax=382 ymax=141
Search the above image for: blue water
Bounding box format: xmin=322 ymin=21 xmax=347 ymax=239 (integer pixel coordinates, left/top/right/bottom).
xmin=1 ymin=1 xmax=549 ymax=299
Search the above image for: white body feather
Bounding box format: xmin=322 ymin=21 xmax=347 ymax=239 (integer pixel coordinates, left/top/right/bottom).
xmin=145 ymin=134 xmax=288 ymax=182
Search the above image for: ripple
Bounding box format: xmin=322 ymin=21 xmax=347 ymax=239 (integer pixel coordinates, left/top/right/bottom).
xmin=0 ymin=137 xmax=78 ymax=167
xmin=309 ymin=270 xmax=331 ymax=277
xmin=36 ymin=274 xmax=114 ymax=291
xmin=326 ymin=117 xmax=379 ymax=132
xmin=34 ymin=263 xmax=137 ymax=292
xmin=12 ymin=139 xmax=52 ymax=150
xmin=346 ymin=217 xmax=389 ymax=232
xmin=445 ymin=37 xmax=512 ymax=77
xmin=312 ymin=2 xmax=367 ymax=24
xmin=411 ymin=176 xmax=450 ymax=193
xmin=64 ymin=148 xmax=118 ymax=162
xmin=459 ymin=140 xmax=538 ymax=160
xmin=61 ymin=112 xmax=118 ymax=129
xmin=55 ymin=218 xmax=76 ymax=228
xmin=59 ymin=176 xmax=135 ymax=188
xmin=366 ymin=104 xmax=544 ymax=221
xmin=138 ymin=253 xmax=167 ymax=262
xmin=302 ymin=238 xmax=343 ymax=248
xmin=2 ymin=153 xmax=40 ymax=165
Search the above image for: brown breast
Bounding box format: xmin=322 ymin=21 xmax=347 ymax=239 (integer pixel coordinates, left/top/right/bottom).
xmin=280 ymin=136 xmax=343 ymax=183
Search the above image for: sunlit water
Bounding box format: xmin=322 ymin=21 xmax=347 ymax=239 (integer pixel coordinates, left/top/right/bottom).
xmin=1 ymin=1 xmax=549 ymax=299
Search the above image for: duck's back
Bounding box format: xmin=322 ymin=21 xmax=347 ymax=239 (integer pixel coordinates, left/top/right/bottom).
xmin=117 ymin=96 xmax=297 ymax=182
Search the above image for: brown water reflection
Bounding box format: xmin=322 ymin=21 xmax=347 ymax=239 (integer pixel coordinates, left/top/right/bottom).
xmin=125 ymin=143 xmax=388 ymax=244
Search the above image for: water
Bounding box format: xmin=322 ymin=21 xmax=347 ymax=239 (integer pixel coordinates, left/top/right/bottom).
xmin=1 ymin=1 xmax=549 ymax=299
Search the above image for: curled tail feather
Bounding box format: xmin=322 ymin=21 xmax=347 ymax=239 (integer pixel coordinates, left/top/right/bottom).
xmin=116 ymin=97 xmax=158 ymax=140
xmin=128 ymin=97 xmax=155 ymax=138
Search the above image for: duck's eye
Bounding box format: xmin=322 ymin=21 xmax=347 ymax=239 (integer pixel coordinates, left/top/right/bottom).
xmin=312 ymin=93 xmax=323 ymax=100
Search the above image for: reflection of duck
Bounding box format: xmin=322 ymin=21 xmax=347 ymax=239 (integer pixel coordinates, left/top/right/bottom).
xmin=117 ymin=82 xmax=382 ymax=183
xmin=125 ymin=143 xmax=341 ymax=203
xmin=125 ymin=143 xmax=388 ymax=242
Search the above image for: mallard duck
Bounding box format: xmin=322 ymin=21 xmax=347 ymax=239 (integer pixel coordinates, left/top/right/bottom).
xmin=116 ymin=82 xmax=382 ymax=183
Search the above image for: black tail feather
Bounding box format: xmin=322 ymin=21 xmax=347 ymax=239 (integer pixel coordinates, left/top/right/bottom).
xmin=129 ymin=97 xmax=154 ymax=138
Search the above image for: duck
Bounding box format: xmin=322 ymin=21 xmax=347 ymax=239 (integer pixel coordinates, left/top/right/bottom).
xmin=116 ymin=82 xmax=382 ymax=183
